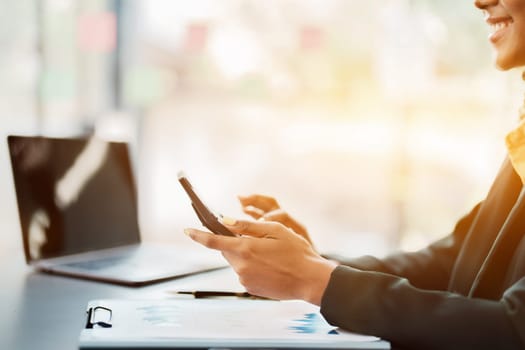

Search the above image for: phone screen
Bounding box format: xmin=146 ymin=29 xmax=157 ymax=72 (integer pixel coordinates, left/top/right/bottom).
xmin=178 ymin=172 xmax=236 ymax=237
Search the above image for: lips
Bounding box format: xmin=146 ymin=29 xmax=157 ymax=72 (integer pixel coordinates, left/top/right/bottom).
xmin=487 ymin=17 xmax=513 ymax=44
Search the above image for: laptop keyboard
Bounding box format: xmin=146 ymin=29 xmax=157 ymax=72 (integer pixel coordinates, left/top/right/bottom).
xmin=62 ymin=256 xmax=131 ymax=271
xmin=53 ymin=245 xmax=227 ymax=282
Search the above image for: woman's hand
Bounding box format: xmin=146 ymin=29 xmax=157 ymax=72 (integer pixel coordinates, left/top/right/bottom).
xmin=185 ymin=218 xmax=338 ymax=305
xmin=238 ymin=194 xmax=313 ymax=246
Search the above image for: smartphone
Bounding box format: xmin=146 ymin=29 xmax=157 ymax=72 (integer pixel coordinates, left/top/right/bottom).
xmin=178 ymin=171 xmax=236 ymax=236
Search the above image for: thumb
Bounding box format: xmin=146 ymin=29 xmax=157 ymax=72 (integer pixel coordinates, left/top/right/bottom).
xmin=221 ymin=217 xmax=286 ymax=239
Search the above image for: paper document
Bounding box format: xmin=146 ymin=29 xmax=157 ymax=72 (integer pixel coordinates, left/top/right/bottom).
xmin=79 ymin=299 xmax=390 ymax=349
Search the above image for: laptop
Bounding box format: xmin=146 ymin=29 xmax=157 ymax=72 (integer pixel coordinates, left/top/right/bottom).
xmin=7 ymin=135 xmax=226 ymax=286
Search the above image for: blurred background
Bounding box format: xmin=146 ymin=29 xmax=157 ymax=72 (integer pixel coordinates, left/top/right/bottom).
xmin=1 ymin=0 xmax=523 ymax=259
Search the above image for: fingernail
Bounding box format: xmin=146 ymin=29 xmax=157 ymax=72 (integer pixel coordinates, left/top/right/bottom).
xmin=220 ymin=216 xmax=237 ymax=226
xmin=184 ymin=228 xmax=193 ymax=237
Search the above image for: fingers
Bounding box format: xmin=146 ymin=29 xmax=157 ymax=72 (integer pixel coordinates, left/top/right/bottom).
xmin=260 ymin=209 xmax=309 ymax=240
xmin=222 ymin=218 xmax=287 ymax=239
xmin=261 ymin=208 xmax=287 ymax=222
xmin=238 ymin=194 xmax=280 ymax=213
xmin=184 ymin=228 xmax=240 ymax=252
xmin=242 ymin=205 xmax=265 ymax=219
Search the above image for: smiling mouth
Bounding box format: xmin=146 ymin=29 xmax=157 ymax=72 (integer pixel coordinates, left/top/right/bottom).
xmin=488 ymin=17 xmax=513 ymax=43
xmin=490 ymin=19 xmax=512 ymax=33
xmin=489 ymin=19 xmax=512 ymax=33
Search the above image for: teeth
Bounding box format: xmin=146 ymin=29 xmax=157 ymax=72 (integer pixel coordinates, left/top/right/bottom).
xmin=491 ymin=21 xmax=511 ymax=33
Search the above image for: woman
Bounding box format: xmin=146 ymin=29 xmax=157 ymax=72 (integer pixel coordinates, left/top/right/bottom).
xmin=185 ymin=1 xmax=525 ymax=349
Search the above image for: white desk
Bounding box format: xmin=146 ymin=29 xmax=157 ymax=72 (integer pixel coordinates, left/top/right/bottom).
xmin=0 ymin=249 xmax=241 ymax=350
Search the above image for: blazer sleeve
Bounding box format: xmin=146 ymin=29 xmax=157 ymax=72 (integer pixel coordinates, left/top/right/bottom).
xmin=320 ymin=266 xmax=525 ymax=350
xmin=329 ymin=202 xmax=483 ymax=291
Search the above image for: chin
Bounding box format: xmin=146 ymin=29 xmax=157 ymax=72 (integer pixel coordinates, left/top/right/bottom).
xmin=494 ymin=51 xmax=525 ymax=71
xmin=495 ymin=54 xmax=514 ymax=71
xmin=495 ymin=61 xmax=513 ymax=71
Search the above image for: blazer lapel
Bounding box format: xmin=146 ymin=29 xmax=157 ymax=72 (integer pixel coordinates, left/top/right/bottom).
xmin=448 ymin=159 xmax=522 ymax=295
xmin=469 ymin=187 xmax=525 ymax=299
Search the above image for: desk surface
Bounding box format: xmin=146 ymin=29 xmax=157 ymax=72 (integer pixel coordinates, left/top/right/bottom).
xmin=0 ymin=249 xmax=242 ymax=350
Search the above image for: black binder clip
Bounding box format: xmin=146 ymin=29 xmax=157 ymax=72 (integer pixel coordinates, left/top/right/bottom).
xmin=86 ymin=306 xmax=113 ymax=329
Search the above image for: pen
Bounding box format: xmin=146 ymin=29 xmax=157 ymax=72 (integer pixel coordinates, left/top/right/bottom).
xmin=173 ymin=290 xmax=270 ymax=299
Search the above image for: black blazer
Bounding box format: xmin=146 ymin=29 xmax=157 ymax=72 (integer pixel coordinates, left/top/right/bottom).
xmin=321 ymin=159 xmax=525 ymax=350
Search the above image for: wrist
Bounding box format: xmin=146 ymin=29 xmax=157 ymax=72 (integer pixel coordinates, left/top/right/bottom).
xmin=302 ymin=258 xmax=338 ymax=305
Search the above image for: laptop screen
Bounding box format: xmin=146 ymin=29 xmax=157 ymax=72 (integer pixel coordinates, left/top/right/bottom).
xmin=8 ymin=136 xmax=141 ymax=263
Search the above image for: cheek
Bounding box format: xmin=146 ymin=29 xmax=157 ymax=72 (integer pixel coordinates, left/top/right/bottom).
xmin=503 ymin=0 xmax=525 ymax=11
xmin=511 ymin=23 xmax=525 ymax=59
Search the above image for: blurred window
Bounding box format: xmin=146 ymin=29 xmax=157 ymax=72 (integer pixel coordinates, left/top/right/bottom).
xmin=2 ymin=0 xmax=521 ymax=257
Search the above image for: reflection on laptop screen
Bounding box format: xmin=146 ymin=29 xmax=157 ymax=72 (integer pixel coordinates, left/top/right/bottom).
xmin=8 ymin=136 xmax=141 ymax=263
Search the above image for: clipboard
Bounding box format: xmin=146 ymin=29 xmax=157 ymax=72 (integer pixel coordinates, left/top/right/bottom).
xmin=79 ymin=299 xmax=390 ymax=349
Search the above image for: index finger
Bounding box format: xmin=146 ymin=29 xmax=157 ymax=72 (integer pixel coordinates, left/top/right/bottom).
xmin=185 ymin=228 xmax=240 ymax=252
xmin=223 ymin=219 xmax=287 ymax=239
xmin=238 ymin=194 xmax=280 ymax=212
